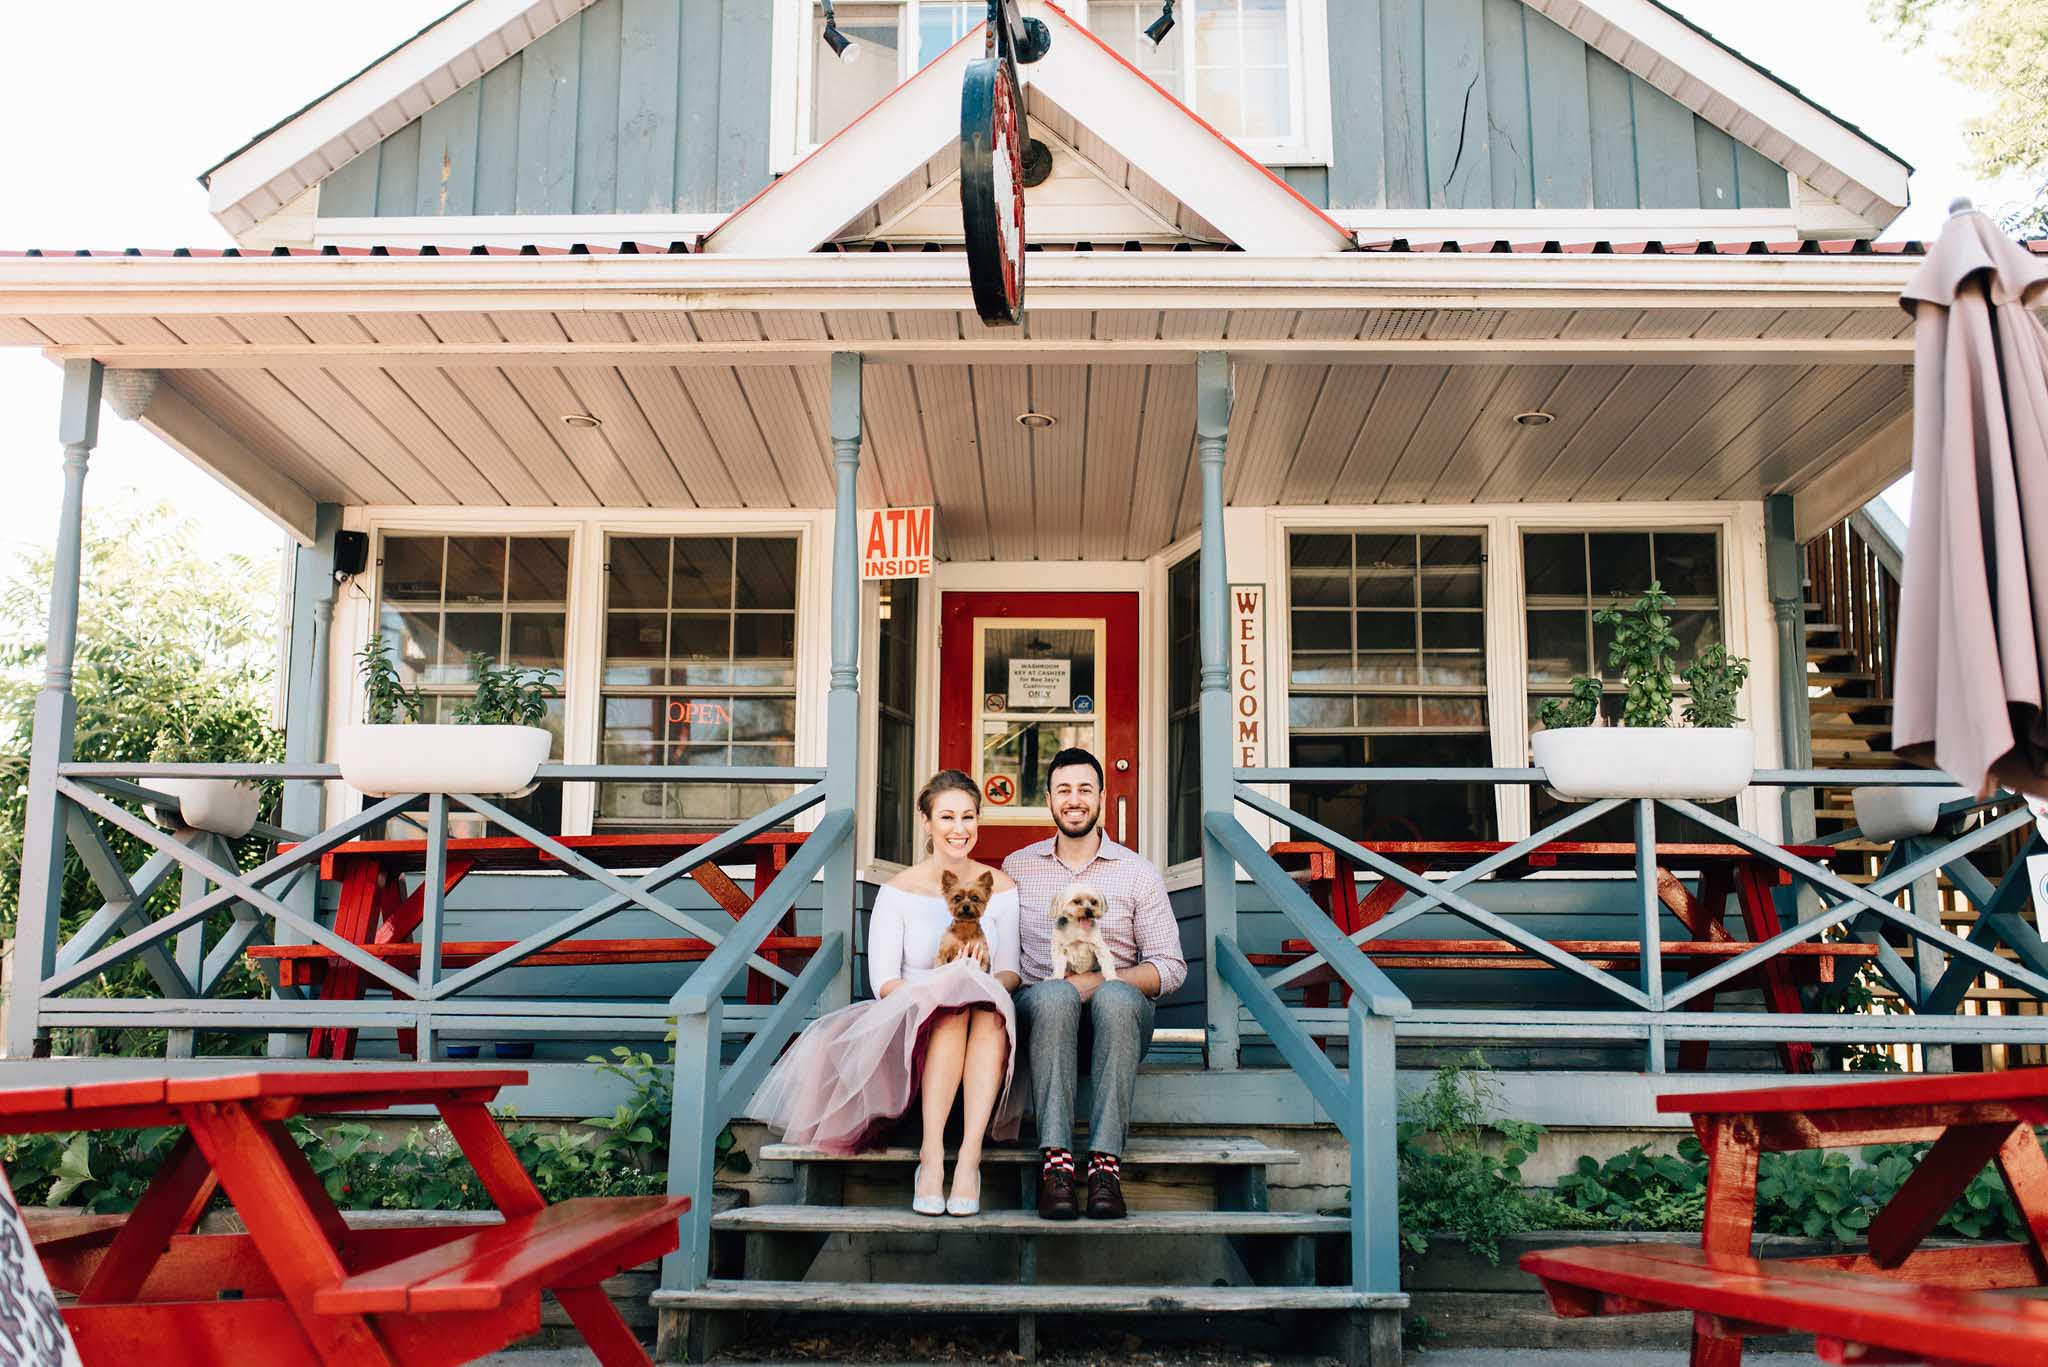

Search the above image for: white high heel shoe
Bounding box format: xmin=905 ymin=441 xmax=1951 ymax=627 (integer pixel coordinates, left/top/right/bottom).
xmin=912 ymin=1162 xmax=946 ymax=1216
xmin=946 ymin=1169 xmax=980 ymax=1217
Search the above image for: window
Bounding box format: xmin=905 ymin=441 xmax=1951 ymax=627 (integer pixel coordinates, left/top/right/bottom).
xmin=1524 ymin=528 xmax=1728 ymax=838
xmin=1286 ymin=531 xmax=1496 ymax=842
xmin=1092 ymin=0 xmax=1317 ymax=159
xmin=598 ymin=536 xmax=800 ymax=831
xmin=1167 ymin=553 xmax=1200 ymax=865
xmin=376 ymin=533 xmax=570 ymax=832
xmin=805 ymin=1 xmax=981 ymax=145
xmin=874 ymin=579 xmax=920 ymax=865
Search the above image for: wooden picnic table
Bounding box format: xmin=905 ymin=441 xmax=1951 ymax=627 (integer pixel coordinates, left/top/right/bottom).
xmin=1266 ymin=840 xmax=1849 ymax=1072
xmin=249 ymin=831 xmax=810 ymax=1059
xmin=1523 ymin=1068 xmax=2048 ymax=1365
xmin=13 ymin=1067 xmax=686 ymax=1367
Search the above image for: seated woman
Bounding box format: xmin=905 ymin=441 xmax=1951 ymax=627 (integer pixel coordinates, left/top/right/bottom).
xmin=748 ymin=769 xmax=1020 ymax=1215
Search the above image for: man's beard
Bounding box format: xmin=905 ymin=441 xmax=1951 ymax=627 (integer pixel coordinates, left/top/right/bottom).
xmin=1053 ymin=807 xmax=1099 ymax=838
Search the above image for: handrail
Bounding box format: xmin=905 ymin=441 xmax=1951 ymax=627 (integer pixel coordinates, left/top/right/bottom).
xmin=675 ymin=808 xmax=852 ymax=1017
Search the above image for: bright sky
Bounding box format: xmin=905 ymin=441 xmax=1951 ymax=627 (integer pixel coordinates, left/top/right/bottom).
xmin=0 ymin=0 xmax=2020 ymax=559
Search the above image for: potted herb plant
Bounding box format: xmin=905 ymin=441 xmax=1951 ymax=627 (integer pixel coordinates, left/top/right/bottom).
xmin=336 ymin=637 xmax=558 ymax=797
xmin=144 ymin=725 xmax=266 ymax=838
xmin=1530 ymin=582 xmax=1756 ymax=802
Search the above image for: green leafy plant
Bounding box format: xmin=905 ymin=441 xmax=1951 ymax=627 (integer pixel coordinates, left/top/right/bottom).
xmin=450 ymin=651 xmax=557 ymax=727
xmin=1539 ymin=581 xmax=1751 ymax=730
xmin=1556 ymin=1139 xmax=1709 ymax=1231
xmin=356 ymin=633 xmax=424 ymax=725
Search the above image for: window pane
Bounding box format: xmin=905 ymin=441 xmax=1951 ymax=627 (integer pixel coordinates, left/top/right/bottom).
xmin=1588 ymin=532 xmax=1654 ymax=599
xmin=1671 ymin=610 xmax=1721 ymax=663
xmin=733 ymin=614 xmax=797 ymax=686
xmin=732 ymin=696 xmax=797 ymax=745
xmin=607 ymin=538 xmax=669 ymax=609
xmin=1527 ymin=610 xmax=1589 ymax=683
xmin=1356 ymin=611 xmax=1416 ymax=653
xmin=381 ymin=536 xmax=443 ymax=602
xmin=1655 ymin=531 xmax=1719 ymax=599
xmin=1289 ymin=695 xmax=1350 ymax=729
xmin=508 ymin=537 xmax=571 ymax=602
xmin=1419 ymin=534 xmax=1483 ymax=606
xmin=1291 ymin=571 xmax=1349 ymax=608
xmin=1291 ymin=533 xmax=1350 ymax=571
xmin=380 ymin=609 xmax=438 ymax=687
xmin=735 ymin=538 xmax=798 ymax=609
xmin=672 ymin=538 xmax=735 ymax=610
xmin=1356 ymin=695 xmax=1420 ymax=728
xmin=603 ymin=695 xmax=662 ymax=748
xmin=1523 ymin=534 xmax=1585 ymax=598
xmin=1290 ymin=609 xmax=1349 ymax=653
xmin=444 ymin=537 xmax=507 ymax=604
xmin=439 ymin=612 xmax=502 ymax=681
xmin=605 ymin=613 xmax=667 ymax=685
xmin=1240 ymin=65 xmax=1288 ymax=139
xmin=671 ymin=614 xmax=733 ymax=685
xmin=508 ymin=613 xmax=566 ymax=670
xmin=1354 ymin=534 xmax=1416 ymax=606
xmin=917 ymin=1 xmax=977 ymax=64
xmin=812 ymin=2 xmax=901 ymax=142
xmin=669 ymin=695 xmax=733 ymax=746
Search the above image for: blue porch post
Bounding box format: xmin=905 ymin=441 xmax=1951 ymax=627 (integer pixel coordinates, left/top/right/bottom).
xmin=268 ymin=503 xmax=340 ymax=1058
xmin=821 ymin=352 xmax=863 ymax=1011
xmin=6 ymin=360 xmax=103 ymax=1058
xmin=1765 ymin=495 xmax=1821 ymax=937
xmin=1195 ymin=353 xmax=1238 ymax=1070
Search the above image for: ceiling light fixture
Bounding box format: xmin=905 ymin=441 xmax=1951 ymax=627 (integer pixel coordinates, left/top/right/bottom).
xmin=561 ymin=413 xmax=603 ymax=429
xmin=821 ymin=0 xmax=858 ymax=61
xmin=1512 ymin=410 xmax=1555 ymax=428
xmin=1016 ymin=411 xmax=1057 ymax=429
xmin=1145 ymin=1 xmax=1176 ymax=47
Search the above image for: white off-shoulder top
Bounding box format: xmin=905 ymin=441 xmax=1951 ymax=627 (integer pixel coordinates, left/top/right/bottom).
xmin=867 ymin=885 xmax=1021 ymax=995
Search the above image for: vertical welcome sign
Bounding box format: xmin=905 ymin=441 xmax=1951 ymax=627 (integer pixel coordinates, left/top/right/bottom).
xmin=1231 ymin=584 xmax=1265 ymax=768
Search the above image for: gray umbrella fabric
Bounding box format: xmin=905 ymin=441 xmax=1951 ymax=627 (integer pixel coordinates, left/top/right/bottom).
xmin=1894 ymin=209 xmax=2048 ymax=797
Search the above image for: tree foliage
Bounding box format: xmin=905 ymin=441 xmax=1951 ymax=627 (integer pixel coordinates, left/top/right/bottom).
xmin=0 ymin=503 xmax=284 ymax=1050
xmin=1874 ymin=0 xmax=2048 ymax=233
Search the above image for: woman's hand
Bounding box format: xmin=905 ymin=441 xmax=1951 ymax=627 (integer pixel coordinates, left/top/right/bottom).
xmin=966 ymin=939 xmax=992 ymax=972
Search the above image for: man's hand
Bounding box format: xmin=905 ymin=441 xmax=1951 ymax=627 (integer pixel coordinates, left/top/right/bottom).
xmin=1065 ymin=971 xmax=1105 ymax=1002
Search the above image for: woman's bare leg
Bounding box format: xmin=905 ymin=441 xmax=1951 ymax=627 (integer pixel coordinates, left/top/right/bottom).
xmin=951 ymin=1007 xmax=1009 ymax=1203
xmin=918 ymin=1011 xmax=969 ymax=1200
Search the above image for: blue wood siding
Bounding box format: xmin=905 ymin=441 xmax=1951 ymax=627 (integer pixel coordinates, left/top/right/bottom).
xmin=314 ymin=0 xmax=772 ymax=218
xmin=1325 ymin=1 xmax=1793 ymax=213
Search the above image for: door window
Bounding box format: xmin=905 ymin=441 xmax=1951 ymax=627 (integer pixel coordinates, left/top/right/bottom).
xmin=973 ymin=619 xmax=1104 ymax=821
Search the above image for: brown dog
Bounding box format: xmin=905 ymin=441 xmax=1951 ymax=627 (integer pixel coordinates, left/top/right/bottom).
xmin=935 ymin=868 xmax=994 ymax=969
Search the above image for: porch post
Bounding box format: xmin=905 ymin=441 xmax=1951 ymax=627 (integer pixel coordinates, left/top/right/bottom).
xmin=268 ymin=503 xmax=340 ymax=1057
xmin=6 ymin=360 xmax=102 ymax=1059
xmin=1765 ymin=495 xmax=1817 ymax=853
xmin=822 ymin=352 xmax=863 ymax=1012
xmin=1195 ymin=353 xmax=1238 ymax=1070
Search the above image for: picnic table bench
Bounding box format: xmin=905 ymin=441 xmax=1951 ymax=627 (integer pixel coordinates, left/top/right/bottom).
xmin=246 ymin=831 xmax=812 ymax=1059
xmin=10 ymin=1067 xmax=687 ymax=1366
xmin=1262 ymin=839 xmax=1852 ymax=1072
xmin=1522 ymin=1067 xmax=2048 ymax=1365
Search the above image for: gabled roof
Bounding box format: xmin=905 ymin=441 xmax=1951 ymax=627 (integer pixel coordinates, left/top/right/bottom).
xmin=200 ymin=0 xmax=598 ymax=236
xmin=701 ymin=5 xmax=1353 ymax=257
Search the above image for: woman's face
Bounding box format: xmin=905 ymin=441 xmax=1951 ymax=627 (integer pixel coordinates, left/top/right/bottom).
xmin=924 ymin=789 xmax=980 ymax=861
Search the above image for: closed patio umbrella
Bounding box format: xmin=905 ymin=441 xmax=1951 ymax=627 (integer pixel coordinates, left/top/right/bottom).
xmin=1894 ymin=203 xmax=2048 ymax=797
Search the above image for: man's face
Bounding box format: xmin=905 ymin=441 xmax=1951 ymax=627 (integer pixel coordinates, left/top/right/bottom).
xmin=1047 ymin=762 xmax=1102 ymax=838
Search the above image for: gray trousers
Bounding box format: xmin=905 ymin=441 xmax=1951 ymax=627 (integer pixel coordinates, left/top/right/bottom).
xmin=1014 ymin=978 xmax=1155 ymax=1156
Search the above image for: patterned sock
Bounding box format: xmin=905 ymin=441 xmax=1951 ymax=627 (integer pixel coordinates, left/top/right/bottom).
xmin=1087 ymin=1151 xmax=1121 ymax=1180
xmin=1041 ymin=1146 xmax=1074 ymax=1177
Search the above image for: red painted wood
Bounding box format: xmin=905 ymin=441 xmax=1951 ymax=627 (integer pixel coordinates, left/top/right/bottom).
xmin=939 ymin=590 xmax=1141 ymax=862
xmin=552 ymin=1283 xmax=658 ymax=1367
xmin=1673 ymin=866 xmax=1735 ymax=1073
xmin=310 ymin=1196 xmax=684 ymax=1314
xmin=1660 ymin=1066 xmax=2048 ymax=1118
xmin=161 ymin=1070 xmax=525 ymax=1107
xmin=308 ymin=831 xmax=808 ymax=881
xmin=77 ymin=1131 xmax=219 ymax=1304
xmin=436 ymin=1100 xmax=545 ymax=1220
xmin=248 ymin=936 xmax=821 ymax=987
xmin=1787 ymin=1242 xmax=2045 ymax=1290
xmin=64 ymin=1299 xmax=321 ymax=1367
xmin=1866 ymin=1124 xmax=2021 ymax=1270
xmin=1992 ymin=1122 xmax=2048 ymax=1281
xmin=313 ymin=860 xmax=386 ymax=1059
xmin=1733 ymin=864 xmax=1814 ymax=1074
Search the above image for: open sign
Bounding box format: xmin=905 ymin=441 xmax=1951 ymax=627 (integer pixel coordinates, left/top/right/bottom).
xmin=668 ymin=700 xmax=731 ymax=726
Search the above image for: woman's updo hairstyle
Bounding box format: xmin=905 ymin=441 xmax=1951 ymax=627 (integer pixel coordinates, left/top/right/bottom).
xmin=916 ymin=768 xmax=981 ymax=821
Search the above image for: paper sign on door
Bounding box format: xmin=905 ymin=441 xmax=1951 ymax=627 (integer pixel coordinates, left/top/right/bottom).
xmin=1008 ymin=659 xmax=1071 ymax=709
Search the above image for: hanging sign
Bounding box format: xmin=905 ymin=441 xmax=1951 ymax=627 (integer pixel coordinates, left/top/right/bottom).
xmin=961 ymin=0 xmax=1049 ymax=326
xmin=1009 ymin=658 xmax=1072 ymax=709
xmin=0 ymin=1166 xmax=83 ymax=1367
xmin=1232 ymin=584 xmax=1266 ymax=769
xmin=861 ymin=505 xmax=934 ymax=580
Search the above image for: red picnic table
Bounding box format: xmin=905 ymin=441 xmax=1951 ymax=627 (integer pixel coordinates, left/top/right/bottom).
xmin=247 ymin=832 xmax=812 ymax=1059
xmin=1523 ymin=1068 xmax=2048 ymax=1365
xmin=1263 ymin=840 xmax=1860 ymax=1072
xmin=13 ymin=1068 xmax=685 ymax=1367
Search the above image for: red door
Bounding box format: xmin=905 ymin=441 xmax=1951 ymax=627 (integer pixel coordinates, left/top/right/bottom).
xmin=939 ymin=592 xmax=1140 ymax=862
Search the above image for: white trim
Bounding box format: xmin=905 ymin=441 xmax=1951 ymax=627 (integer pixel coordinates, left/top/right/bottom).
xmin=1330 ymin=207 xmax=1802 ymax=243
xmin=312 ymin=214 xmax=728 ymax=249
xmin=1522 ymin=0 xmax=1908 ymax=228
xmin=206 ymin=0 xmax=600 ymax=237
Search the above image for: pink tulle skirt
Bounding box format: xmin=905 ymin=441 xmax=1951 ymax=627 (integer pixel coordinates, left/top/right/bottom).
xmin=745 ymin=961 xmax=1021 ymax=1154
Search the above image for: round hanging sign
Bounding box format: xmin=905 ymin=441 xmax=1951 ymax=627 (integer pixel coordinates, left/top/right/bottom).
xmin=984 ymin=773 xmax=1017 ymax=806
xmin=961 ymin=56 xmax=1026 ymax=326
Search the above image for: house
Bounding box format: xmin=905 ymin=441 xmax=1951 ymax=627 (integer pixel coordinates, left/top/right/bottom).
xmin=2 ymin=2 xmax=2040 ymax=1361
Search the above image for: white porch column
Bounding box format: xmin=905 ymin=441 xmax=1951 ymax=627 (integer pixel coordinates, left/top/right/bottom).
xmin=7 ymin=359 xmax=102 ymax=1058
xmin=822 ymin=352 xmax=863 ymax=1011
xmin=1195 ymin=353 xmax=1237 ymax=1070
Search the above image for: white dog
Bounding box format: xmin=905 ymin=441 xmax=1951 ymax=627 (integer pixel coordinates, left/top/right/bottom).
xmin=1049 ymin=883 xmax=1118 ymax=982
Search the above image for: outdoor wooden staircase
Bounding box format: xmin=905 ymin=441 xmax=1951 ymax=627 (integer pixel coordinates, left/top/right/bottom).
xmin=652 ymin=1135 xmax=1403 ymax=1364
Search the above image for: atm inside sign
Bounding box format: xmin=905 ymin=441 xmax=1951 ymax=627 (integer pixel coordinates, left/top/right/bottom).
xmin=862 ymin=505 xmax=935 ymax=580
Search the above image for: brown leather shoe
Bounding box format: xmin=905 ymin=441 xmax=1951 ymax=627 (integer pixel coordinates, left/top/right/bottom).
xmin=1038 ymin=1155 xmax=1079 ymax=1221
xmin=1085 ymin=1159 xmax=1126 ymax=1220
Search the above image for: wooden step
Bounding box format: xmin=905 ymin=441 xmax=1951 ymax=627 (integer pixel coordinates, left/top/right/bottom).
xmin=1807 ymin=670 xmax=1877 ymax=688
xmin=651 ymin=1279 xmax=1404 ymax=1314
xmin=1806 ymin=646 xmax=1855 ymax=665
xmin=1804 ymin=622 xmax=1841 ymax=636
xmin=716 ymin=1207 xmax=1345 ymax=1236
xmin=1811 ymin=723 xmax=1895 ymax=740
xmin=759 ymin=1138 xmax=1298 ymax=1167
xmin=1808 ymin=695 xmax=1894 ymax=713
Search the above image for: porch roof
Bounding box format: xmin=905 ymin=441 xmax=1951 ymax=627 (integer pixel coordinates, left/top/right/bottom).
xmin=0 ymin=244 xmax=1935 ymax=551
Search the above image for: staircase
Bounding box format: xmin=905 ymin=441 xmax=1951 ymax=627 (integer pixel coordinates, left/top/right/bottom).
xmin=652 ymin=1135 xmax=1404 ymax=1363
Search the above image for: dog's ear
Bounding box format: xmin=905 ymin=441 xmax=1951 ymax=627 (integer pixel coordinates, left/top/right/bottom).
xmin=941 ymin=869 xmax=959 ymax=894
xmin=973 ymin=870 xmax=993 ymax=895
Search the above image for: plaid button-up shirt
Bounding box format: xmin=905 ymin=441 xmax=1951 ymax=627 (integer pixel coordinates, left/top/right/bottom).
xmin=1002 ymin=835 xmax=1187 ymax=994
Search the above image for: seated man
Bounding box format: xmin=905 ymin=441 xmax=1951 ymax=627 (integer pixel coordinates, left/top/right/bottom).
xmin=1004 ymin=748 xmax=1186 ymax=1220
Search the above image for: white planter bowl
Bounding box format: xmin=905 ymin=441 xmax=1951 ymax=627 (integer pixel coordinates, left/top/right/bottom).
xmin=1532 ymin=726 xmax=1755 ymax=802
xmin=338 ymin=724 xmax=553 ymax=798
xmin=147 ymin=778 xmax=263 ymax=838
xmin=1852 ymin=785 xmax=1972 ymax=841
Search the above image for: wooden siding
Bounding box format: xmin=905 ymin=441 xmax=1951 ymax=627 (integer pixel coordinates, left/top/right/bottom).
xmin=1326 ymin=0 xmax=1793 ymax=213
xmin=318 ymin=0 xmax=772 ymax=218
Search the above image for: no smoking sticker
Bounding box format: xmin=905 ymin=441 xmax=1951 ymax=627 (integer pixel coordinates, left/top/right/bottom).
xmin=984 ymin=774 xmax=1017 ymax=805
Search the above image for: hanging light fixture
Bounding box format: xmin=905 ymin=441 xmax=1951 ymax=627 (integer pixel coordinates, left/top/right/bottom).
xmin=1145 ymin=1 xmax=1176 ymax=48
xmin=821 ymin=0 xmax=859 ymax=61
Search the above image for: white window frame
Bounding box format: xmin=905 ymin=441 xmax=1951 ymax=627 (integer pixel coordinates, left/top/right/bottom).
xmin=778 ymin=1 xmax=986 ymax=174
